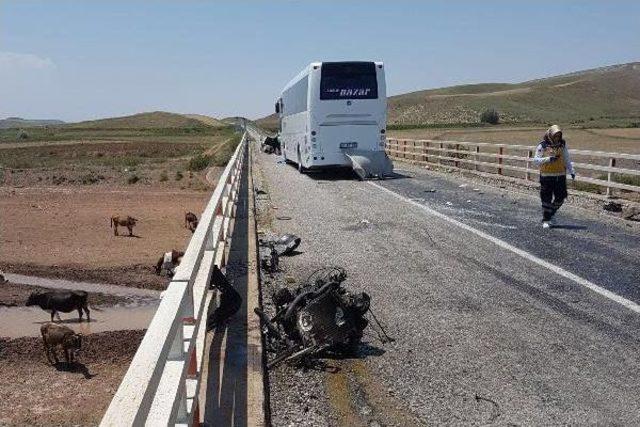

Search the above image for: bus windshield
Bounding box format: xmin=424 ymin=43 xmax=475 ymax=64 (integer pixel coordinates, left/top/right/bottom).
xmin=320 ymin=62 xmax=378 ymax=100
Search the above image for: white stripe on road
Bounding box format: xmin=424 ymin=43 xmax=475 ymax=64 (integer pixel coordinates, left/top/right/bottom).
xmin=370 ymin=182 xmax=640 ymax=314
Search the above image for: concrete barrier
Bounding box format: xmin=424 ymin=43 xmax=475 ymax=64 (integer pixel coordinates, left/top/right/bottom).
xmin=100 ymin=134 xmax=247 ymax=427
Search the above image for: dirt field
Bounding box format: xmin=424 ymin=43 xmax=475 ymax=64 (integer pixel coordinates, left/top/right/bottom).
xmin=388 ymin=126 xmax=640 ymax=154
xmin=0 ymin=329 xmax=145 ymax=426
xmin=0 ymin=187 xmax=209 ymax=288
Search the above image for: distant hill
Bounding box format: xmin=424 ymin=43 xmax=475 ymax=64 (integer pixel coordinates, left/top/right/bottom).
xmin=0 ymin=117 xmax=65 ymax=129
xmin=255 ymin=114 xmax=278 ymax=131
xmin=66 ymin=111 xmax=216 ymax=129
xmin=256 ymin=62 xmax=640 ymax=127
xmin=183 ymin=114 xmax=226 ymax=127
xmin=388 ymin=62 xmax=640 ymax=125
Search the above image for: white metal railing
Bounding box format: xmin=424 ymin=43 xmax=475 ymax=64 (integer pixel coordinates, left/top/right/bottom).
xmin=100 ymin=133 xmax=247 ymax=427
xmin=386 ymin=138 xmax=640 ymax=196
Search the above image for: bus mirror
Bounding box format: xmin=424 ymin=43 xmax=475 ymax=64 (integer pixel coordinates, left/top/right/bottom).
xmin=275 ymin=102 xmax=280 ymax=114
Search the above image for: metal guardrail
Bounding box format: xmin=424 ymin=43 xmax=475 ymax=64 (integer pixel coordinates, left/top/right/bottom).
xmin=100 ymin=133 xmax=247 ymax=427
xmin=386 ymin=138 xmax=640 ymax=196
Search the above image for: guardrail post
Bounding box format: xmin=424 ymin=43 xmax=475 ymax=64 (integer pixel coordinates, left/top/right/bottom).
xmin=425 ymin=141 xmax=429 ymax=164
xmin=498 ymin=147 xmax=503 ymax=175
xmin=475 ymin=146 xmax=480 ymax=171
xmin=454 ymin=143 xmax=459 ymax=168
xmin=526 ymin=150 xmax=532 ymax=181
xmin=439 ymin=142 xmax=443 ymax=166
xmin=412 ymin=140 xmax=417 ymax=163
xmin=607 ymin=157 xmax=616 ymax=197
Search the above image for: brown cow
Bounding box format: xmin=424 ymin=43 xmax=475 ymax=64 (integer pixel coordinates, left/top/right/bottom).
xmin=111 ymin=215 xmax=137 ymax=236
xmin=41 ymin=322 xmax=82 ymax=364
xmin=185 ymin=212 xmax=198 ymax=233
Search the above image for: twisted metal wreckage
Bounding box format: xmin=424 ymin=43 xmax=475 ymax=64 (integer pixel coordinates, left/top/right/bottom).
xmin=256 ymin=235 xmax=394 ymax=368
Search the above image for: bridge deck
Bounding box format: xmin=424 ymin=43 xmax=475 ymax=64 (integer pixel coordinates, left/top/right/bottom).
xmin=255 ymin=148 xmax=640 ymax=425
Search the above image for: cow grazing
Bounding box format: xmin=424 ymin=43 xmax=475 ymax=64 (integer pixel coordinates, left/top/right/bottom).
xmin=155 ymin=250 xmax=185 ymax=277
xmin=111 ymin=215 xmax=138 ymax=236
xmin=26 ymin=290 xmax=91 ymax=322
xmin=41 ymin=322 xmax=82 ymax=364
xmin=185 ymin=212 xmax=198 ymax=233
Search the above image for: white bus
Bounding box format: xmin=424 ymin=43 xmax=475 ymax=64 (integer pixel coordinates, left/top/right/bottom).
xmin=275 ymin=61 xmax=393 ymax=178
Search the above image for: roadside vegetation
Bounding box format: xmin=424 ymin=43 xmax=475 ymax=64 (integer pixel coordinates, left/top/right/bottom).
xmin=0 ymin=120 xmax=238 ymax=188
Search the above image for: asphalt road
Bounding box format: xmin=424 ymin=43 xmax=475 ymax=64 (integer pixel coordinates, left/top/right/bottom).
xmin=253 ymin=142 xmax=640 ymax=426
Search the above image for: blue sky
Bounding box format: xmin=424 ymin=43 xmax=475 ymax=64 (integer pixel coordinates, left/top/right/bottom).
xmin=1 ymin=1 xmax=639 ymax=122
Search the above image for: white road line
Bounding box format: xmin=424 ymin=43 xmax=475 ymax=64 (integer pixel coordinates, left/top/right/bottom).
xmin=370 ymin=182 xmax=640 ymax=314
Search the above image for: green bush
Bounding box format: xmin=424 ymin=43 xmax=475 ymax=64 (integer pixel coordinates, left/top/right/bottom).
xmin=159 ymin=170 xmax=168 ymax=182
xmin=127 ymin=174 xmax=140 ymax=184
xmin=175 ymin=170 xmax=184 ymax=181
xmin=187 ymin=154 xmax=211 ymax=171
xmin=17 ymin=129 xmax=29 ymax=140
xmin=480 ymin=109 xmax=500 ymax=125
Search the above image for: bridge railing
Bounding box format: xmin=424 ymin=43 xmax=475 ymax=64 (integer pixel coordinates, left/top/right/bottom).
xmin=100 ymin=133 xmax=247 ymax=427
xmin=386 ymin=138 xmax=640 ymax=196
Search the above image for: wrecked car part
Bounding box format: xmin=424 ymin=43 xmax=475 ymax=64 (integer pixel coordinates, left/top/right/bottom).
xmin=603 ymin=201 xmax=623 ymax=212
xmin=260 ymin=243 xmax=280 ymax=273
xmin=260 ymin=234 xmax=301 ymax=256
xmin=344 ymin=149 xmax=394 ymax=180
xmin=261 ymin=135 xmax=281 ymax=155
xmin=207 ymin=265 xmax=242 ymax=329
xmin=257 ymin=267 xmax=373 ymax=368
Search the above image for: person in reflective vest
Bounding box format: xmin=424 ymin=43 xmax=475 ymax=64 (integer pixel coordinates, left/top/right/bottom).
xmin=533 ymin=125 xmax=575 ymax=228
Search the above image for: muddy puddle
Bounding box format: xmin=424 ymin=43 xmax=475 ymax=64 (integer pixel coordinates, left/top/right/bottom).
xmin=0 ymin=301 xmax=159 ymax=338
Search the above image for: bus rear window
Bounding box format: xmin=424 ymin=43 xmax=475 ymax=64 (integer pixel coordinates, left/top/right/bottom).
xmin=320 ymin=62 xmax=378 ymax=100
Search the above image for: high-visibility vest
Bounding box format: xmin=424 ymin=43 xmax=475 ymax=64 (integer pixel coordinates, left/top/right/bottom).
xmin=540 ymin=144 xmax=567 ymax=176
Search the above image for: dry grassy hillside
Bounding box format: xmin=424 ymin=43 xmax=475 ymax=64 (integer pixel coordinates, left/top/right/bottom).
xmin=184 ymin=114 xmax=226 ymax=127
xmin=67 ymin=111 xmax=208 ymax=129
xmin=388 ymin=62 xmax=640 ymax=125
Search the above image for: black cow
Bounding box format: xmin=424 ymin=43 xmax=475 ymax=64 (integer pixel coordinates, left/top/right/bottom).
xmin=26 ymin=290 xmax=91 ymax=322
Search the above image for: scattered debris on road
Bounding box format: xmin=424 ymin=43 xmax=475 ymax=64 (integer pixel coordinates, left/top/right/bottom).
xmin=255 ymin=267 xmax=390 ymax=368
xmin=261 ymin=135 xmax=281 ymax=155
xmin=259 ymin=234 xmax=301 ymax=273
xmin=603 ymin=201 xmax=623 ymax=212
xmin=424 ymin=189 xmax=437 ymax=193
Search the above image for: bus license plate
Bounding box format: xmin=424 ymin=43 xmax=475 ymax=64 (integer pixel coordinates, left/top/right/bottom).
xmin=340 ymin=142 xmax=358 ymax=149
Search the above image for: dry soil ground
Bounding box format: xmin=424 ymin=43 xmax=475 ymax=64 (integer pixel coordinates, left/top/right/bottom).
xmin=0 ymin=329 xmax=145 ymax=426
xmin=0 ymin=186 xmax=209 ymax=289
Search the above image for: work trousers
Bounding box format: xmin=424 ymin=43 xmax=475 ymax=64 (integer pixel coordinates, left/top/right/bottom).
xmin=540 ymin=175 xmax=567 ymax=221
